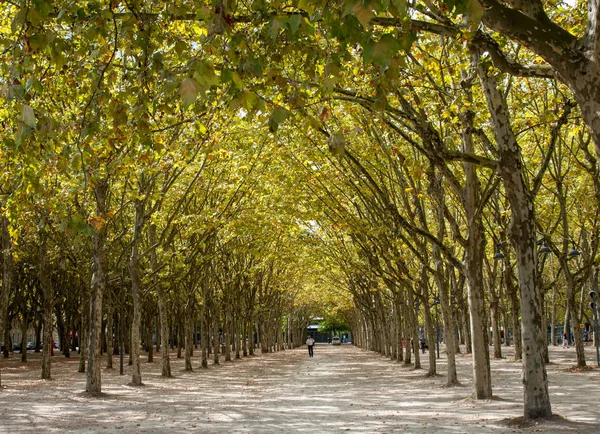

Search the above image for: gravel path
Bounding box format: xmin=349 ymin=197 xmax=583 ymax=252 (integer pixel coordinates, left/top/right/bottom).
xmin=1 ymin=344 xmax=600 ymax=433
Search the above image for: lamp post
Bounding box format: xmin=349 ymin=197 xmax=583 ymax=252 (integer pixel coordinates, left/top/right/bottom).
xmin=433 ymin=299 xmax=440 ymax=359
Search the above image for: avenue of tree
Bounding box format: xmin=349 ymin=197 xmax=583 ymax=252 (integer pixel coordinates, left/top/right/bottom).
xmin=1 ymin=0 xmax=599 ymax=422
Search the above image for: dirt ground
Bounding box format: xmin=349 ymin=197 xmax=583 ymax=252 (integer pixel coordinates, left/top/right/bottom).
xmin=1 ymin=343 xmax=600 ymax=433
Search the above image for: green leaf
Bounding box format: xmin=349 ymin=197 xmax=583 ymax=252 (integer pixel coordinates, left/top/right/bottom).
xmin=269 ymin=107 xmax=290 ymax=132
xmin=193 ymin=61 xmax=220 ymax=88
xmin=270 ymin=17 xmax=287 ymax=39
xmin=298 ymin=0 xmax=316 ymax=15
xmin=398 ymin=31 xmax=417 ymax=52
xmin=390 ymin=0 xmax=408 ymax=16
xmin=174 ymin=40 xmax=187 ymax=56
xmin=342 ymin=0 xmax=375 ymax=28
xmin=465 ymin=0 xmax=484 ymax=28
xmin=11 ymin=10 xmax=26 ymax=34
xmin=22 ymin=105 xmax=36 ymax=129
xmin=179 ymin=77 xmax=199 ymax=110
xmin=288 ymin=14 xmax=302 ymax=35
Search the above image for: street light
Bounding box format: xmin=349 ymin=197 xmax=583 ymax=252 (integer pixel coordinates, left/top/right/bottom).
xmin=432 ymin=299 xmax=440 ymax=359
xmin=568 ymin=243 xmax=581 ymax=258
xmin=589 ymin=290 xmax=600 ymax=367
xmin=493 ymin=249 xmax=505 ymax=260
xmin=539 ymin=242 xmax=551 ymax=255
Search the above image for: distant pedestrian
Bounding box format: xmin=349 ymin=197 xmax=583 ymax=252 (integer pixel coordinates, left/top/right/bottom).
xmin=420 ymin=337 xmax=426 ymax=354
xmin=306 ymin=336 xmax=315 ymax=357
xmin=563 ymin=331 xmax=569 ymax=348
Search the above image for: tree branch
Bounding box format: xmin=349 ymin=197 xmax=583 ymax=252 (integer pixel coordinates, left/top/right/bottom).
xmin=478 ymin=0 xmax=580 ymax=80
xmin=584 ymin=0 xmax=600 ymax=59
xmin=531 ymin=100 xmax=575 ymax=198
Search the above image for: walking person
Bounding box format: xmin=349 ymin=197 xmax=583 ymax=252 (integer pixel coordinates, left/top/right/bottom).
xmin=306 ymin=336 xmax=315 ymax=357
xmin=563 ymin=330 xmax=569 ymax=348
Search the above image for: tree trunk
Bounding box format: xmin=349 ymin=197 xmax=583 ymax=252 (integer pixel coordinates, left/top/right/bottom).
xmin=213 ymin=318 xmax=220 ymax=365
xmin=435 ymin=255 xmax=458 ymax=384
xmin=184 ymin=300 xmax=193 ymax=371
xmin=551 ymin=284 xmax=557 ymax=346
xmin=234 ymin=317 xmax=241 ymax=359
xmin=491 ymin=299 xmax=502 ymax=359
xmin=106 ymin=298 xmax=114 ymax=369
xmin=86 ymin=178 xmax=108 ymax=394
xmin=459 ymin=107 xmax=492 ymax=399
xmin=403 ymin=301 xmax=412 ymax=364
xmin=224 ymin=312 xmax=231 ymax=362
xmin=20 ymin=317 xmax=28 ymax=362
xmin=429 ymin=170 xmax=458 ymax=384
xmin=79 ymin=305 xmax=87 ymax=373
xmin=0 ymin=216 xmax=14 ymax=386
xmin=475 ymin=54 xmax=551 ymax=418
xmin=39 ymin=229 xmax=53 ymax=379
xmin=201 ymin=303 xmax=209 ymax=369
xmin=146 ymin=320 xmax=154 ymax=363
xmin=129 ymin=198 xmax=145 ymax=386
xmin=242 ymin=321 xmax=248 ymax=357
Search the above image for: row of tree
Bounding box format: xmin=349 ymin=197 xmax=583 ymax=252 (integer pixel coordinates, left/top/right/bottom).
xmin=1 ymin=0 xmax=600 ymax=421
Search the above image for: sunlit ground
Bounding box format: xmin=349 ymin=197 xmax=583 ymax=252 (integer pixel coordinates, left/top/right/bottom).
xmin=1 ymin=343 xmax=599 ymax=433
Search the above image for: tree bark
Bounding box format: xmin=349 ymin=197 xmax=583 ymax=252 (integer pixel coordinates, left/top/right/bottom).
xmin=20 ymin=316 xmax=28 ymax=363
xmin=106 ymin=297 xmax=114 ymax=369
xmin=0 ymin=216 xmax=14 ymax=387
xmin=475 ymin=52 xmax=551 ymax=418
xmin=129 ymin=197 xmax=145 ymax=386
xmin=86 ymin=178 xmax=109 ymax=393
xmin=430 ymin=170 xmax=458 ymax=384
xmin=460 ymin=107 xmax=493 ymax=399
xmin=40 ymin=229 xmax=53 ymax=379
xmin=184 ymin=298 xmax=194 ymax=371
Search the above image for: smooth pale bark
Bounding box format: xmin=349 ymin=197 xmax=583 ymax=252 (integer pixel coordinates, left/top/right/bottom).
xmin=79 ymin=307 xmax=87 ymax=373
xmin=505 ymin=254 xmax=523 ymax=360
xmin=146 ymin=320 xmax=154 ymax=363
xmin=184 ymin=300 xmax=193 ymax=371
xmin=248 ymin=321 xmax=255 ymax=356
xmin=39 ymin=230 xmax=53 ymax=379
xmin=491 ymin=298 xmax=502 ymax=359
xmin=234 ymin=317 xmax=241 ymax=358
xmin=20 ymin=318 xmax=27 ymax=362
xmin=476 ymin=53 xmax=551 ymax=418
xmin=408 ymin=290 xmax=420 ymax=368
xmin=460 ymin=107 xmax=493 ymax=399
xmin=106 ymin=299 xmax=114 ymax=369
xmin=566 ymin=272 xmax=587 ymax=367
xmin=420 ymin=270 xmax=436 ymax=376
xmin=86 ymin=178 xmax=108 ymax=394
xmin=129 ymin=198 xmax=144 ymax=386
xmin=150 ymin=226 xmax=171 ymax=377
xmin=201 ymin=301 xmax=209 ymax=368
xmin=158 ymin=290 xmax=171 ymax=375
xmin=0 ymin=216 xmax=14 ymax=387
xmin=403 ymin=299 xmax=412 ymax=364
xmin=550 ymin=284 xmax=557 ymax=346
xmin=213 ymin=318 xmax=220 ymax=364
xmin=395 ymin=301 xmax=403 ymax=363
xmin=430 ymin=171 xmax=458 ymax=384
xmin=224 ymin=312 xmax=231 ymax=362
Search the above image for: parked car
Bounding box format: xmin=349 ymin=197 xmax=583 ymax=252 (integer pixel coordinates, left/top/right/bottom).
xmin=332 ymin=336 xmax=341 ymax=345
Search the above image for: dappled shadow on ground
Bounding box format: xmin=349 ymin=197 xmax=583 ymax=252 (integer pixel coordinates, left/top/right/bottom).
xmin=1 ymin=344 xmax=600 ymax=432
xmin=499 ymin=414 xmax=600 ymax=431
